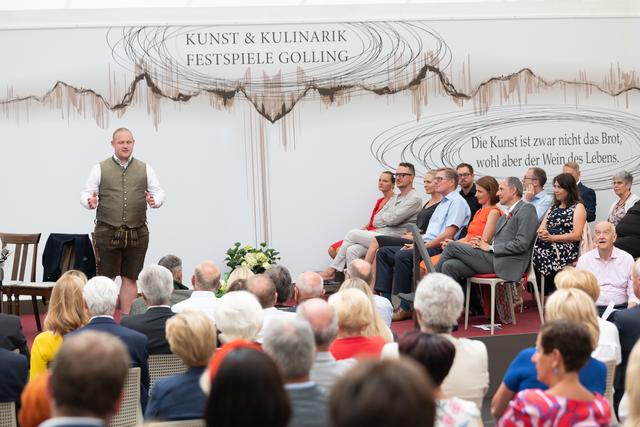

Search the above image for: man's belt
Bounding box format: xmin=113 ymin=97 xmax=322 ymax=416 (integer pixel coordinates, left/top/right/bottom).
xmin=96 ymin=221 xmax=144 ymax=249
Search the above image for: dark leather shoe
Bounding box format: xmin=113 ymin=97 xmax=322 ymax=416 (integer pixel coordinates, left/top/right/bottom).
xmin=392 ymin=308 xmax=413 ymax=322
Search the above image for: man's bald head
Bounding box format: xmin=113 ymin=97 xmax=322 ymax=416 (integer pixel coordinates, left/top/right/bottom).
xmin=246 ymin=274 xmax=277 ymax=308
xmin=296 ymin=298 xmax=338 ymax=351
xmin=192 ymin=261 xmax=221 ymax=291
xmin=346 ymin=259 xmax=373 ymax=284
xmin=594 ymin=221 xmax=616 ymax=253
xmin=295 ymin=272 xmax=324 ymax=303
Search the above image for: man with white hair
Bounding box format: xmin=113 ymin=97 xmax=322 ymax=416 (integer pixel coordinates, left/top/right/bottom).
xmin=246 ymin=274 xmax=294 ymax=341
xmin=293 ymin=272 xmax=325 ymax=306
xmin=171 ymin=260 xmax=221 ymax=321
xmin=121 ymin=264 xmax=175 ymax=354
xmin=72 ymin=276 xmax=150 ymax=409
xmin=414 ymin=273 xmax=489 ymax=409
xmin=297 ymin=298 xmax=356 ymax=391
xmin=577 ymin=221 xmax=637 ymax=317
xmin=214 ymin=290 xmax=264 ymax=344
xmin=263 ymin=318 xmax=328 ymax=427
xmin=613 ymin=259 xmax=640 ymax=411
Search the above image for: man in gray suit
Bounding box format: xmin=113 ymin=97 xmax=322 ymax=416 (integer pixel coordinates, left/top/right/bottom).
xmin=263 ymin=318 xmax=328 ymax=427
xmin=436 ymin=177 xmax=538 ymax=286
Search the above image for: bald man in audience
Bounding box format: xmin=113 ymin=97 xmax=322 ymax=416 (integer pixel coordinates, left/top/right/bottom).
xmin=576 ymin=221 xmax=637 ymax=318
xmin=246 ymin=274 xmax=295 ymax=342
xmin=294 ymin=272 xmax=324 ymax=304
xmin=346 ymin=259 xmax=393 ymax=326
xmin=171 ymin=261 xmax=221 ymax=322
xmin=44 ymin=331 xmax=129 ymax=427
xmin=297 ymin=298 xmax=356 ymax=391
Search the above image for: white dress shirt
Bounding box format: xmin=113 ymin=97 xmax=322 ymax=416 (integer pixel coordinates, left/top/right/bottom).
xmin=171 ymin=291 xmax=219 ymax=322
xmin=256 ymin=307 xmax=296 ymax=342
xmin=80 ymin=155 xmax=165 ymax=209
xmin=592 ymin=317 xmax=622 ymax=364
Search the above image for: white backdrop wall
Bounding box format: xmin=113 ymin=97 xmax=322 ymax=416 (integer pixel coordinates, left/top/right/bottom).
xmin=2 ymin=13 xmax=639 ymax=280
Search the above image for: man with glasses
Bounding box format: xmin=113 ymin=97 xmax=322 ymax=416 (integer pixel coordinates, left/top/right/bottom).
xmin=522 ymin=167 xmax=551 ymax=222
xmin=375 ymin=168 xmax=470 ymax=321
xmin=457 ymin=163 xmax=480 ymax=219
xmin=320 ymin=163 xmax=422 ymax=280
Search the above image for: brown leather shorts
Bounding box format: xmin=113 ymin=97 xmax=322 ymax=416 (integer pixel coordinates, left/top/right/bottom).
xmin=93 ymin=222 xmax=149 ymax=280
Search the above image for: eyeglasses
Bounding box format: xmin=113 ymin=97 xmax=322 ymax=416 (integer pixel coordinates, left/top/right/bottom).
xmin=433 ymin=177 xmax=444 ymax=181
xmin=522 ymin=176 xmax=538 ymax=182
xmin=395 ymin=173 xmax=414 ymax=178
xmin=457 ymin=173 xmax=472 ymax=178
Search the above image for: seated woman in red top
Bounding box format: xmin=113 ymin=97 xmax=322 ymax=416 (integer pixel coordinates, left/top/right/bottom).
xmin=327 ymin=171 xmax=395 ymax=259
xmin=328 ymin=288 xmax=386 ymax=360
xmin=498 ymin=320 xmax=610 ymax=427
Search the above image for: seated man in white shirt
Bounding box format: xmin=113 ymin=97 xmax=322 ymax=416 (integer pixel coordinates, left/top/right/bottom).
xmin=171 ymin=260 xmax=221 ymax=322
xmin=576 ymin=221 xmax=638 ymax=319
xmin=246 ymin=274 xmax=295 ymax=342
xmin=413 ymin=273 xmax=489 ymax=409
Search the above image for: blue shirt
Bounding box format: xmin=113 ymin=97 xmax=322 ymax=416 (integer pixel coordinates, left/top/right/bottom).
xmin=423 ymin=191 xmax=471 ymax=241
xmin=503 ymin=347 xmax=606 ymax=395
xmin=529 ymin=191 xmax=552 ymax=222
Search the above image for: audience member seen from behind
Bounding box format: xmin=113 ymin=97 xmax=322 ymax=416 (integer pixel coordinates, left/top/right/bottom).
xmin=554 ymin=266 xmax=621 ymax=364
xmin=246 ymin=274 xmax=295 ymax=342
xmin=46 ymin=330 xmax=130 ymax=427
xmin=498 ymin=320 xmax=610 ymax=426
xmin=291 ymin=271 xmax=325 ymax=308
xmin=399 ymin=331 xmax=482 ymax=427
xmin=345 ymin=260 xmax=393 ymax=326
xmin=413 ymin=273 xmax=489 ymax=409
xmin=327 ymin=171 xmax=395 ymax=259
xmin=171 ymin=261 xmax=221 ymax=322
xmin=120 ymin=264 xmax=176 ymax=354
xmin=608 ymin=171 xmax=639 ymax=226
xmin=145 ymin=311 xmax=216 ymax=421
xmin=328 ymin=288 xmax=387 ymax=360
xmin=533 ymin=173 xmax=586 ymax=294
xmin=338 ymin=278 xmax=393 ymax=341
xmin=491 ymin=288 xmax=607 ymax=418
xmin=30 ymin=272 xmax=88 ymax=379
xmin=296 ymin=298 xmax=356 ymax=392
xmin=265 ymin=265 xmax=293 ymax=307
xmin=0 ymin=346 xmax=27 ymax=410
xmin=329 ymin=358 xmax=435 ymax=427
xmin=205 ymin=347 xmax=290 ymax=427
xmin=618 ymin=340 xmax=640 ymax=425
xmin=263 ymin=318 xmax=328 ymax=427
xmin=214 ymin=290 xmax=264 ymax=345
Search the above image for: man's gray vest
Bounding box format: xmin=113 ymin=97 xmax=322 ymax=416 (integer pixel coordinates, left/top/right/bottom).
xmin=96 ymin=157 xmax=147 ymax=228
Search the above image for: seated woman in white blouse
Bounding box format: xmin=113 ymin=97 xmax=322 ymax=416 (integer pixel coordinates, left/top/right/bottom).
xmin=554 ymin=266 xmax=621 ymax=364
xmin=608 ymin=171 xmax=640 ymax=226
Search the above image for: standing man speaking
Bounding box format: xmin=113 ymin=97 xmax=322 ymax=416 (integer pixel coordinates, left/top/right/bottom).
xmin=81 ymin=128 xmax=165 ymax=314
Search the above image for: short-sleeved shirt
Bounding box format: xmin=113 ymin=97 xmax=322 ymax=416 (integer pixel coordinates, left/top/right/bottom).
xmin=503 ymin=347 xmax=606 ymax=395
xmin=423 ymin=191 xmax=471 ymax=242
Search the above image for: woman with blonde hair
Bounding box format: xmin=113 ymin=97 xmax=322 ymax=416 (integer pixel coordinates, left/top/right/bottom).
xmin=339 ymin=278 xmax=393 ymax=342
xmin=145 ymin=310 xmax=217 ymax=420
xmin=328 ymin=288 xmax=387 ymax=360
xmin=555 ymin=266 xmax=621 ymax=364
xmin=620 ymin=341 xmax=640 ymax=425
xmin=491 ymin=288 xmax=607 ymax=418
xmin=30 ymin=272 xmax=88 ymax=379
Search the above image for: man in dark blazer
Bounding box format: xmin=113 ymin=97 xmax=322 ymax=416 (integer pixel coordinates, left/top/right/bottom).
xmin=0 ymin=313 xmax=30 ymax=360
xmin=564 ymin=162 xmax=596 ymax=222
xmin=71 ymin=276 xmax=150 ymax=410
xmin=121 ymin=265 xmax=175 ymax=354
xmin=437 ymin=177 xmax=538 ymax=285
xmin=0 ymin=348 xmax=28 ymax=405
xmin=47 ymin=331 xmax=129 ymax=427
xmin=613 ymin=259 xmax=640 ymax=412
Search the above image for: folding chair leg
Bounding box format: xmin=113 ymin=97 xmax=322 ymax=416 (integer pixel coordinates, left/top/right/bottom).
xmin=532 ymin=276 xmax=544 ymax=324
xmin=464 ymin=280 xmax=471 ymax=330
xmin=506 ymin=283 xmax=516 ymax=326
xmin=32 ymin=296 xmax=42 ymax=331
xmin=490 ymin=283 xmax=496 ymax=335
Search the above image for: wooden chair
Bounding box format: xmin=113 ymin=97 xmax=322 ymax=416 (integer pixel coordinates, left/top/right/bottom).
xmin=110 ymin=367 xmax=142 ymax=427
xmin=0 ymin=402 xmax=16 ymax=427
xmin=148 ymin=354 xmax=187 ymax=387
xmin=0 ymin=233 xmax=54 ymax=331
xmin=146 ymin=420 xmax=205 ymax=427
